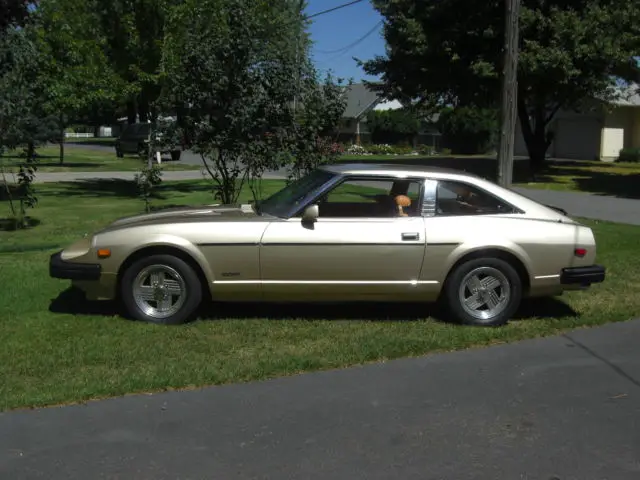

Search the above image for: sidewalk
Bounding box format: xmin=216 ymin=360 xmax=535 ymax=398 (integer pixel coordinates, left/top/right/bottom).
xmin=34 ymin=170 xmax=640 ymax=225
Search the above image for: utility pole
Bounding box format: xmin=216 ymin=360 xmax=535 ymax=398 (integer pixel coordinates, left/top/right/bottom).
xmin=496 ymin=0 xmax=521 ymax=188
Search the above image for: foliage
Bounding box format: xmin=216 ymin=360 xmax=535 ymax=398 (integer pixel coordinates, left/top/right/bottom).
xmin=437 ymin=106 xmax=499 ymax=155
xmin=133 ymin=117 xmax=185 ymax=211
xmin=161 ymin=0 xmax=345 ymax=204
xmin=287 ymin=72 xmax=348 ymax=181
xmin=134 ymin=160 xmax=163 ymax=213
xmin=0 ymin=27 xmax=42 ymax=227
xmin=365 ymin=108 xmax=421 ymax=145
xmin=0 ymin=0 xmax=35 ymax=32
xmin=33 ymin=0 xmax=122 ymax=164
xmin=363 ymin=0 xmax=640 ymax=172
xmin=617 ymin=148 xmax=640 ymax=163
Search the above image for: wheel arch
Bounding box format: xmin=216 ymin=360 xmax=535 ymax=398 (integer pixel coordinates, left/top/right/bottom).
xmin=116 ymin=245 xmax=212 ymax=301
xmin=443 ymin=247 xmax=532 ymax=295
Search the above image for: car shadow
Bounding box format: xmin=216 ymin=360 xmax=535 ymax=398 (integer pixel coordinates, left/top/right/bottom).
xmin=49 ymin=287 xmax=578 ymax=324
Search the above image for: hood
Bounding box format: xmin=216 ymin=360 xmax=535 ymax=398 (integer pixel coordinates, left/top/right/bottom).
xmin=99 ymin=203 xmax=260 ymax=232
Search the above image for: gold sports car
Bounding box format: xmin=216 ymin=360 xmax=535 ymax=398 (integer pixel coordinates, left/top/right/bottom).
xmin=50 ymin=163 xmax=606 ymax=326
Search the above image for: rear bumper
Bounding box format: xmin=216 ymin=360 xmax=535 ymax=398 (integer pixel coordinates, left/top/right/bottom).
xmin=560 ymin=265 xmax=606 ymax=286
xmin=49 ymin=251 xmax=101 ymax=281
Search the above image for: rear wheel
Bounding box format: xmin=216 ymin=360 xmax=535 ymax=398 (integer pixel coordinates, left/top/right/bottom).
xmin=120 ymin=254 xmax=203 ymax=325
xmin=443 ymin=257 xmax=522 ymax=326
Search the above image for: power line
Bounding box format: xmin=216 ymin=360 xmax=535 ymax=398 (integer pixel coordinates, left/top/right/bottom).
xmin=316 ymin=20 xmax=383 ymax=55
xmin=306 ymin=0 xmax=365 ymax=19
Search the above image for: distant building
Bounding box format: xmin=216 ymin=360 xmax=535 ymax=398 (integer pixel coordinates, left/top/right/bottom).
xmin=514 ymin=84 xmax=640 ymax=161
xmin=338 ymin=83 xmax=440 ymax=147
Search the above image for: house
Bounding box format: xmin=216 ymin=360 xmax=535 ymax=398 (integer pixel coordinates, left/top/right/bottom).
xmin=338 ymin=83 xmax=441 ymax=147
xmin=514 ymin=84 xmax=640 ymax=161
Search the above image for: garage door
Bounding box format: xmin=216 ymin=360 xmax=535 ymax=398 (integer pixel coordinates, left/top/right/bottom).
xmin=601 ymin=127 xmax=624 ymax=159
xmin=553 ymin=118 xmax=601 ymax=160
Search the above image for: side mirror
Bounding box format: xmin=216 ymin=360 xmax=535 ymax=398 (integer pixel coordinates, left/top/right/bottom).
xmin=301 ymin=204 xmax=319 ymax=224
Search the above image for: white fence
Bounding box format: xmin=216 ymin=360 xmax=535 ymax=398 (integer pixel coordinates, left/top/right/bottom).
xmin=64 ymin=132 xmax=95 ymax=138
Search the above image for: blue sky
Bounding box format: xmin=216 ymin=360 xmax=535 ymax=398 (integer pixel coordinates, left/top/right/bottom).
xmin=305 ymin=0 xmax=385 ymax=82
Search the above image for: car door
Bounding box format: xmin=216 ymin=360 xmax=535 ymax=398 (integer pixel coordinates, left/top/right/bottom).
xmin=259 ymin=177 xmax=428 ymax=301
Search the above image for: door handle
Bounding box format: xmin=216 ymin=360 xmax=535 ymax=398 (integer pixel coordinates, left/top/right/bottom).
xmin=401 ymin=232 xmax=420 ymax=241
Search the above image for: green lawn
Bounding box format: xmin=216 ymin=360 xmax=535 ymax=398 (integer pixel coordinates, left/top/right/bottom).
xmin=0 ymin=179 xmax=638 ymax=411
xmin=64 ymin=137 xmax=117 ymax=147
xmin=515 ymin=160 xmax=640 ymax=199
xmin=1 ymin=146 xmax=200 ymax=173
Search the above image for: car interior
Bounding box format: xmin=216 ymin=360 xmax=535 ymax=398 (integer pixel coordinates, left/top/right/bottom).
xmin=315 ymin=178 xmax=422 ymax=218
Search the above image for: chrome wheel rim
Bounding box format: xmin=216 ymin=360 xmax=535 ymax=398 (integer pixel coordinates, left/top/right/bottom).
xmin=133 ymin=264 xmax=187 ymax=319
xmin=459 ymin=266 xmax=511 ymax=322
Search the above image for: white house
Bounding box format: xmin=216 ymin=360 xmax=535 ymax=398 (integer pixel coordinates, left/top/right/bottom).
xmin=515 ymin=84 xmax=640 ymax=161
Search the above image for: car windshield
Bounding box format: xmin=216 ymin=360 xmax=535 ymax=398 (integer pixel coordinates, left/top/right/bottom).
xmin=257 ymin=169 xmax=336 ymax=217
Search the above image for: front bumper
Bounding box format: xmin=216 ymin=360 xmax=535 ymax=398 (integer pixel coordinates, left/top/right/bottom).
xmin=49 ymin=251 xmax=101 ymax=281
xmin=560 ymin=265 xmax=606 ymax=286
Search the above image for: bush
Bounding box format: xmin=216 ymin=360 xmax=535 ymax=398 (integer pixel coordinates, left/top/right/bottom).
xmin=346 ymin=144 xmax=367 ymax=155
xmin=417 ymin=144 xmax=436 ymax=155
xmin=437 ymin=106 xmax=499 ymax=154
xmin=617 ymin=147 xmax=640 ymax=163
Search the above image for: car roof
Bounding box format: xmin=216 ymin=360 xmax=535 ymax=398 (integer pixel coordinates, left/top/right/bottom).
xmin=320 ymin=162 xmax=482 ymax=180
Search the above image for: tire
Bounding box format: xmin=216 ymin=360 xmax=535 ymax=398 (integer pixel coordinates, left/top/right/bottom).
xmin=120 ymin=254 xmax=203 ymax=325
xmin=137 ymin=143 xmax=148 ymax=159
xmin=170 ymin=150 xmax=181 ymax=161
xmin=443 ymin=257 xmax=522 ymax=327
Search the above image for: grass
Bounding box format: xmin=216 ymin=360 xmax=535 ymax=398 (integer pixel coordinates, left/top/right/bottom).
xmin=1 ymin=146 xmax=200 ymax=173
xmin=515 ymin=160 xmax=640 ymax=199
xmin=64 ymin=137 xmax=116 ymax=147
xmin=0 ymin=178 xmax=638 ymax=411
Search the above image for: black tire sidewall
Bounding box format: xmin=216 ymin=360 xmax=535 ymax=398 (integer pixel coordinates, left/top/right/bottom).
xmin=444 ymin=257 xmax=522 ymax=326
xmin=120 ymin=254 xmax=203 ymax=325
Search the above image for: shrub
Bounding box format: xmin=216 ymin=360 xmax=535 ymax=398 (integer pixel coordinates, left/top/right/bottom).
xmin=437 ymin=106 xmax=499 ymax=154
xmin=346 ymin=144 xmax=367 ymax=155
xmin=617 ymin=148 xmax=640 ymax=163
xmin=417 ymin=144 xmax=436 ymax=155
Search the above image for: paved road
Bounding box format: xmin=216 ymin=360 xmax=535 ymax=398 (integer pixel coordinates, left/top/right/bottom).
xmin=35 ymin=169 xmax=640 ymax=225
xmin=2 ymin=319 xmax=639 ymax=479
xmin=511 ymin=187 xmax=640 ymax=225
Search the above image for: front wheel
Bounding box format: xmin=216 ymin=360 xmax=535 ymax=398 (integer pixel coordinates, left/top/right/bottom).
xmin=443 ymin=257 xmax=522 ymax=326
xmin=120 ymin=254 xmax=203 ymax=325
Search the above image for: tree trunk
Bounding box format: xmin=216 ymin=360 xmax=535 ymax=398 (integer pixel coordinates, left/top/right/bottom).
xmin=58 ymin=125 xmax=65 ymax=165
xmin=127 ymin=100 xmax=137 ymax=124
xmin=517 ymin=96 xmax=549 ymax=176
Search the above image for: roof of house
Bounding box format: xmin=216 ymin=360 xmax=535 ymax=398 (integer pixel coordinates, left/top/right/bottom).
xmin=343 ymin=83 xmax=383 ymax=118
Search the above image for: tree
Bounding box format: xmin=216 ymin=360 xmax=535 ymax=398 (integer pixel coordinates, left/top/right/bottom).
xmin=161 ymin=0 xmax=329 ymax=204
xmin=0 ymin=27 xmax=42 ymax=227
xmin=95 ymin=0 xmax=181 ymax=125
xmin=33 ymin=0 xmax=122 ymax=164
xmin=0 ymin=0 xmax=35 ymax=32
xmin=366 ymin=108 xmax=421 ymax=145
xmin=438 ymin=106 xmax=499 ymax=155
xmin=362 ymin=0 xmax=640 ymax=172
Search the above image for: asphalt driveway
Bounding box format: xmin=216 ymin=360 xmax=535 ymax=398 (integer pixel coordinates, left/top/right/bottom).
xmin=2 ymin=319 xmax=639 ymax=479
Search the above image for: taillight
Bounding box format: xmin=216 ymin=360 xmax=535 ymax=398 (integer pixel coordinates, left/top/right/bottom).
xmin=574 ymin=248 xmax=587 ymax=258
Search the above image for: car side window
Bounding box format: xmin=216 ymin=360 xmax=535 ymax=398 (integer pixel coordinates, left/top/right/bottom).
xmin=318 ymin=178 xmax=423 ymax=218
xmin=436 ymin=181 xmax=515 ymax=216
